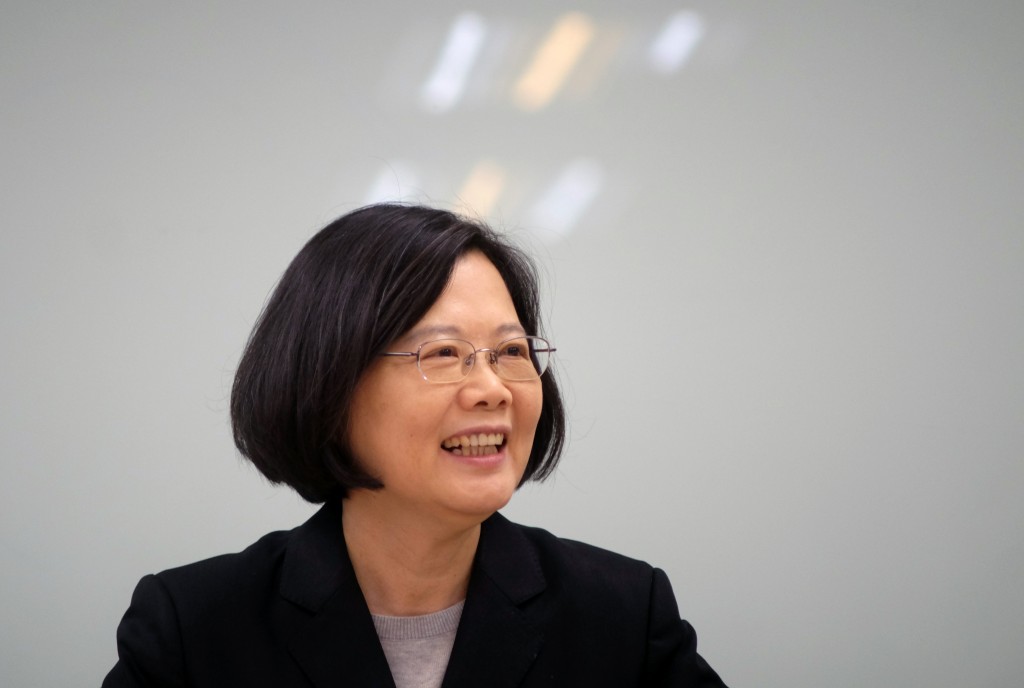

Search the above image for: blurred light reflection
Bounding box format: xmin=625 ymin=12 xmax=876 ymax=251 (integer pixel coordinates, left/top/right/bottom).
xmin=455 ymin=160 xmax=507 ymax=218
xmin=648 ymin=10 xmax=705 ymax=74
xmin=530 ymin=158 xmax=605 ymax=239
xmin=420 ymin=13 xmax=488 ymax=113
xmin=513 ymin=12 xmax=595 ymax=112
xmin=364 ymin=161 xmax=420 ymax=204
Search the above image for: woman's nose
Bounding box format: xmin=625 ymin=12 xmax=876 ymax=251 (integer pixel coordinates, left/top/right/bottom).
xmin=461 ymin=352 xmax=512 ymax=408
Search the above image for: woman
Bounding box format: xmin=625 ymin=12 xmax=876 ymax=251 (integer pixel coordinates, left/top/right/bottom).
xmin=103 ymin=204 xmax=726 ymax=687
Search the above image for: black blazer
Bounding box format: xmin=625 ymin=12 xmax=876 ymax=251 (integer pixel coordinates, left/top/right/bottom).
xmin=104 ymin=501 xmax=726 ymax=687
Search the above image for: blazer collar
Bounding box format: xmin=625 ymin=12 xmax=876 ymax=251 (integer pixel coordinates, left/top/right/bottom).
xmin=280 ymin=500 xmax=395 ymax=687
xmin=278 ymin=502 xmax=548 ymax=688
xmin=442 ymin=512 xmax=547 ymax=687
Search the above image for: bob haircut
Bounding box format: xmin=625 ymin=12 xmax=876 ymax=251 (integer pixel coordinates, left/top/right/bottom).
xmin=231 ymin=203 xmax=566 ymax=503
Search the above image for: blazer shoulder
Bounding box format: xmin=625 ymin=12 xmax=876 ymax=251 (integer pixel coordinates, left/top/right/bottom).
xmin=159 ymin=526 xmax=290 ymax=576
xmin=494 ymin=516 xmax=658 ymax=606
xmin=151 ymin=501 xmax=351 ymax=616
xmin=510 ymin=519 xmax=655 ymax=574
xmin=149 ymin=528 xmax=292 ymax=615
xmin=484 ymin=517 xmax=728 ymax=686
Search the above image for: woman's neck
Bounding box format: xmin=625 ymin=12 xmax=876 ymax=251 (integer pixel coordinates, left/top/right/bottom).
xmin=341 ymin=492 xmax=481 ymax=616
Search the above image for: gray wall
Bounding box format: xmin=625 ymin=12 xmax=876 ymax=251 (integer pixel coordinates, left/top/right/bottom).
xmin=2 ymin=2 xmax=1022 ymax=686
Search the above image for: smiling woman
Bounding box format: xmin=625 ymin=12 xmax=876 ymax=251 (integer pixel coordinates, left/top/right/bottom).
xmin=347 ymin=252 xmax=544 ymax=536
xmin=102 ymin=204 xmax=727 ymax=687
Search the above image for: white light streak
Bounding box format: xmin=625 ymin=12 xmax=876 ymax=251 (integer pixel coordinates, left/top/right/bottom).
xmin=420 ymin=13 xmax=488 ymax=113
xmin=530 ymin=158 xmax=605 ymax=239
xmin=648 ymin=10 xmax=705 ymax=74
xmin=364 ymin=161 xmax=419 ymax=204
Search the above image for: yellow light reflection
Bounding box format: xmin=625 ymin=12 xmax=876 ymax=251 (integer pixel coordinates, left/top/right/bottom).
xmin=455 ymin=160 xmax=507 ymax=218
xmin=513 ymin=12 xmax=595 ymax=112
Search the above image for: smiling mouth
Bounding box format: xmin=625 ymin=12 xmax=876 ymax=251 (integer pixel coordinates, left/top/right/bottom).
xmin=441 ymin=432 xmax=506 ymax=457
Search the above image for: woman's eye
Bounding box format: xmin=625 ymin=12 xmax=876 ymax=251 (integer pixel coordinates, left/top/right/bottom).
xmin=422 ymin=344 xmax=462 ymax=359
xmin=500 ymin=344 xmax=527 ymax=358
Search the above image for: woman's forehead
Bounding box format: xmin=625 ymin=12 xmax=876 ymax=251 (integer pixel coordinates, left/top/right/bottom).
xmin=396 ymin=251 xmax=523 ymax=343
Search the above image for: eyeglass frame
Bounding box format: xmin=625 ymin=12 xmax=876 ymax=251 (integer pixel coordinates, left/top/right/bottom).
xmin=379 ymin=335 xmax=556 ymax=383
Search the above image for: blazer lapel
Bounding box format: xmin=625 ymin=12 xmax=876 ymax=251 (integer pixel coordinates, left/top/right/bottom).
xmin=280 ymin=501 xmax=396 ymax=688
xmin=276 ymin=504 xmax=548 ymax=688
xmin=441 ymin=513 xmax=547 ymax=688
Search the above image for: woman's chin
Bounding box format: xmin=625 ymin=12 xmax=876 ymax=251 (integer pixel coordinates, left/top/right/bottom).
xmin=441 ymin=475 xmax=519 ymax=521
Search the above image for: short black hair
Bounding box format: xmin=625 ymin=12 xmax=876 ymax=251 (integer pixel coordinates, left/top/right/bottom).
xmin=230 ymin=203 xmax=566 ymax=503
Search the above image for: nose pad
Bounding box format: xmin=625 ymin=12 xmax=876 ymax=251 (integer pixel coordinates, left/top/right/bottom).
xmin=459 ymin=350 xmax=511 ymax=408
xmin=479 ymin=350 xmax=507 ymax=382
xmin=464 ymin=350 xmax=501 ymax=379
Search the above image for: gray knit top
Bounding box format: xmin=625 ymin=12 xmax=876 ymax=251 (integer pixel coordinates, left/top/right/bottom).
xmin=371 ymin=600 xmax=465 ymax=688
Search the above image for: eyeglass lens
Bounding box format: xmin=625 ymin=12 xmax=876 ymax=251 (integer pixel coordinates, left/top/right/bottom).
xmin=417 ymin=337 xmax=551 ymax=382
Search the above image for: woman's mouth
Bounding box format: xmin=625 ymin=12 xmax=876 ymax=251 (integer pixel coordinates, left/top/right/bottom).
xmin=441 ymin=432 xmax=506 ymax=456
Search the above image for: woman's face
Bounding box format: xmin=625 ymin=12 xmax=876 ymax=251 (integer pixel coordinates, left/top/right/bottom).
xmin=346 ymin=250 xmax=544 ymax=526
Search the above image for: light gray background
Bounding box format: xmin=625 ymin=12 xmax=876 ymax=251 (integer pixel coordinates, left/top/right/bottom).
xmin=3 ymin=2 xmax=1022 ymax=686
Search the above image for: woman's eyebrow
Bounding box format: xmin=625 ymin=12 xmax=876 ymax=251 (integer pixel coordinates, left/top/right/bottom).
xmin=403 ymin=322 xmax=526 ymax=343
xmin=494 ymin=322 xmax=528 ymax=337
xmin=402 ymin=324 xmax=461 ymax=342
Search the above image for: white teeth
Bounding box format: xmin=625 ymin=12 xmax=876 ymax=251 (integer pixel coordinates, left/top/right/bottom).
xmin=450 ymin=444 xmax=500 ymax=457
xmin=442 ymin=432 xmax=505 ymax=452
